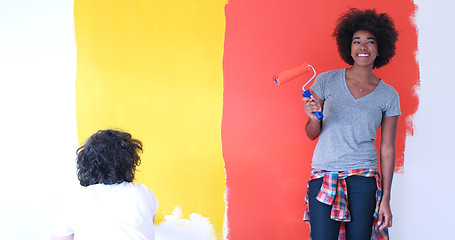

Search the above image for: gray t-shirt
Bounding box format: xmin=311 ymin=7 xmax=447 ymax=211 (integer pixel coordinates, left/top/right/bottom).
xmin=310 ymin=68 xmax=401 ymax=171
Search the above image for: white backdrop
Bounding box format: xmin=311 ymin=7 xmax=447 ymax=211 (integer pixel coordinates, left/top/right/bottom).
xmin=391 ymin=0 xmax=455 ymax=239
xmin=0 ymin=0 xmax=454 ymax=239
xmin=0 ymin=0 xmax=79 ymax=239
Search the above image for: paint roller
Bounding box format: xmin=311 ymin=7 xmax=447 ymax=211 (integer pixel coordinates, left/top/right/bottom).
xmin=274 ymin=62 xmax=324 ymax=120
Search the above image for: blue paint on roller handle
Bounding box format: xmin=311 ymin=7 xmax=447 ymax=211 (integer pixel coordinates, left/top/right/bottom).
xmin=303 ymin=89 xmax=323 ymax=120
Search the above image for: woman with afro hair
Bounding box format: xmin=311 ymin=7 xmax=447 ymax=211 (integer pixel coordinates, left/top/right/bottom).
xmin=51 ymin=129 xmax=159 ymax=240
xmin=302 ymin=9 xmax=399 ymax=240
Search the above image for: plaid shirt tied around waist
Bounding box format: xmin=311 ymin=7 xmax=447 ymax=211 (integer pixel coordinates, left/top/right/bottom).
xmin=303 ymin=168 xmax=389 ymax=240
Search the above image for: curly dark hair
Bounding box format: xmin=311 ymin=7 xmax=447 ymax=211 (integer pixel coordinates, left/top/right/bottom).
xmin=333 ymin=8 xmax=398 ymax=68
xmin=76 ymin=129 xmax=143 ymax=187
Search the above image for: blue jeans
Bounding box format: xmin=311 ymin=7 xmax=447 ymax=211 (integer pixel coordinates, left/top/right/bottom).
xmin=308 ymin=175 xmax=377 ymax=240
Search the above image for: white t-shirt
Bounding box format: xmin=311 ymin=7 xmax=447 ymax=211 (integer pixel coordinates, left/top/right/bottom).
xmin=52 ymin=182 xmax=158 ymax=240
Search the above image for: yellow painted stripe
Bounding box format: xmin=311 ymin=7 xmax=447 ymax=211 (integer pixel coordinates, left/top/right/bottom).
xmin=74 ymin=0 xmax=226 ymax=237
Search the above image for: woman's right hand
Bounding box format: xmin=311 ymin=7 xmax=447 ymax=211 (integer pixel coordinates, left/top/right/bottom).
xmin=302 ymin=96 xmax=322 ymax=120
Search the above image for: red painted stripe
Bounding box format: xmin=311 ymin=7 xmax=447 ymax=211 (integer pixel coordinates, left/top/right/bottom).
xmin=222 ymin=1 xmax=418 ymax=239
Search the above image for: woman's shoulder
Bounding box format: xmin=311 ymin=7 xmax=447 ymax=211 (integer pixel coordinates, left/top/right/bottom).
xmin=315 ymin=68 xmax=345 ymax=86
xmin=318 ymin=68 xmax=345 ymax=79
xmin=131 ymin=182 xmax=159 ymax=206
xmin=83 ymin=182 xmax=152 ymax=194
xmin=118 ymin=182 xmax=151 ymax=191
xmin=378 ymin=79 xmax=399 ymax=96
xmin=129 ymin=182 xmax=156 ymax=196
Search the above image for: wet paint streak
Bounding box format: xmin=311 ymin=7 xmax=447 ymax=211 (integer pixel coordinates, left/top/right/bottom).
xmin=222 ymin=0 xmax=418 ymax=238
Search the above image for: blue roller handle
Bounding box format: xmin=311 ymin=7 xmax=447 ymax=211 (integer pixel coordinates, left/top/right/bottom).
xmin=303 ymin=89 xmax=323 ymax=120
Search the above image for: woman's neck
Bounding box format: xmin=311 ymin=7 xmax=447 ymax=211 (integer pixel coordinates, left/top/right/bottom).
xmin=346 ymin=65 xmax=377 ymax=83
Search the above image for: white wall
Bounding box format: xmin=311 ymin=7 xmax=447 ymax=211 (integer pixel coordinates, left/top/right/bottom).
xmin=0 ymin=0 xmax=79 ymax=239
xmin=391 ymin=0 xmax=455 ymax=239
xmin=0 ymin=0 xmax=454 ymax=239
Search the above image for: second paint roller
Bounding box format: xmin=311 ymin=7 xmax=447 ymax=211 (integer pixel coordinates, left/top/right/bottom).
xmin=274 ymin=62 xmax=324 ymax=120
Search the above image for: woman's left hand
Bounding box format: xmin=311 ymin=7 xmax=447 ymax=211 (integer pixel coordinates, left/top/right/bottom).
xmin=378 ymin=199 xmax=393 ymax=230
